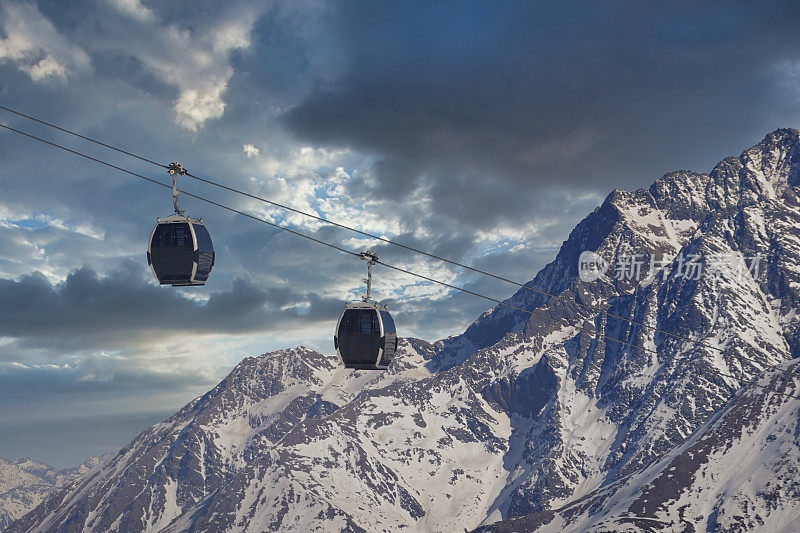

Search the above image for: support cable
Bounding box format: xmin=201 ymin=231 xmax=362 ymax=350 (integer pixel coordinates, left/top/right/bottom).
xmin=0 ymin=104 xmax=729 ymax=356
xmin=1 ymin=110 xmax=795 ymax=398
xmin=0 ymin=121 xmax=664 ymax=358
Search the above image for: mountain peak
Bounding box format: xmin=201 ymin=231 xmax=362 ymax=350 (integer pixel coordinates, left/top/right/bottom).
xmin=759 ymin=126 xmax=800 ymax=146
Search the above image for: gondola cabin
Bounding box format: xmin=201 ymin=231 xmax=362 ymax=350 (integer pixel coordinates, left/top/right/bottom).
xmin=334 ymin=300 xmax=397 ymax=370
xmin=147 ymin=214 xmax=214 ymax=286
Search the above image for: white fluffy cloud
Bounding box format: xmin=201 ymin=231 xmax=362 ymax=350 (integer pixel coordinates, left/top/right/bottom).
xmin=0 ymin=0 xmax=263 ymax=127
xmin=243 ymin=143 xmax=260 ymax=158
xmin=0 ymin=0 xmax=90 ymax=82
xmin=100 ymin=0 xmax=265 ymax=131
xmin=105 ymin=0 xmax=156 ymax=22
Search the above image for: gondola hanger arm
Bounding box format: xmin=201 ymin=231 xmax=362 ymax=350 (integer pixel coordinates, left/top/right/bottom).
xmin=167 ymin=162 xmax=187 ymax=216
xmin=360 ymin=250 xmax=378 ymax=302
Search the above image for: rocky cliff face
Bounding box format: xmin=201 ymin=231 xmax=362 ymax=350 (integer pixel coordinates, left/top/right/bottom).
xmin=8 ymin=129 xmax=800 ymax=532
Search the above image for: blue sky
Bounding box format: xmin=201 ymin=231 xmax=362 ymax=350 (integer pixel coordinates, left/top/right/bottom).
xmin=1 ymin=0 xmax=799 ymax=467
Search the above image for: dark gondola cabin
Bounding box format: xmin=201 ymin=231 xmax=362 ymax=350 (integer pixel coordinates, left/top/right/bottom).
xmin=334 ymin=301 xmax=397 ymax=370
xmin=147 ymin=214 xmax=214 ymax=286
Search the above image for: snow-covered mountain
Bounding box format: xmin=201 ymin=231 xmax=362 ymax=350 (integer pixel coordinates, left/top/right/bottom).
xmin=7 ymin=129 xmax=800 ymax=532
xmin=476 ymin=359 xmax=800 ymax=532
xmin=0 ymin=456 xmax=103 ymax=530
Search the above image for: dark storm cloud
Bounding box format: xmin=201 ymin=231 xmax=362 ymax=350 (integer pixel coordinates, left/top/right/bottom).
xmin=283 ymin=0 xmax=800 ymax=226
xmin=0 ymin=261 xmax=343 ymax=353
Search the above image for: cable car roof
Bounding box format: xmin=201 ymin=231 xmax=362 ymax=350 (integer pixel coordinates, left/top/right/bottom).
xmin=156 ymin=214 xmax=204 ymax=224
xmin=344 ymin=299 xmax=388 ymax=310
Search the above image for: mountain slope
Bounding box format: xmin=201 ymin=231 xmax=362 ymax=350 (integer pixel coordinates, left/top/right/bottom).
xmin=8 ymin=129 xmax=800 ymax=532
xmin=477 ymin=359 xmax=800 ymax=532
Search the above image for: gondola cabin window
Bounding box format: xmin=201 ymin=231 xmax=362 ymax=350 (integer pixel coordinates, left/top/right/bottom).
xmin=361 ymin=312 xmax=376 ymax=334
